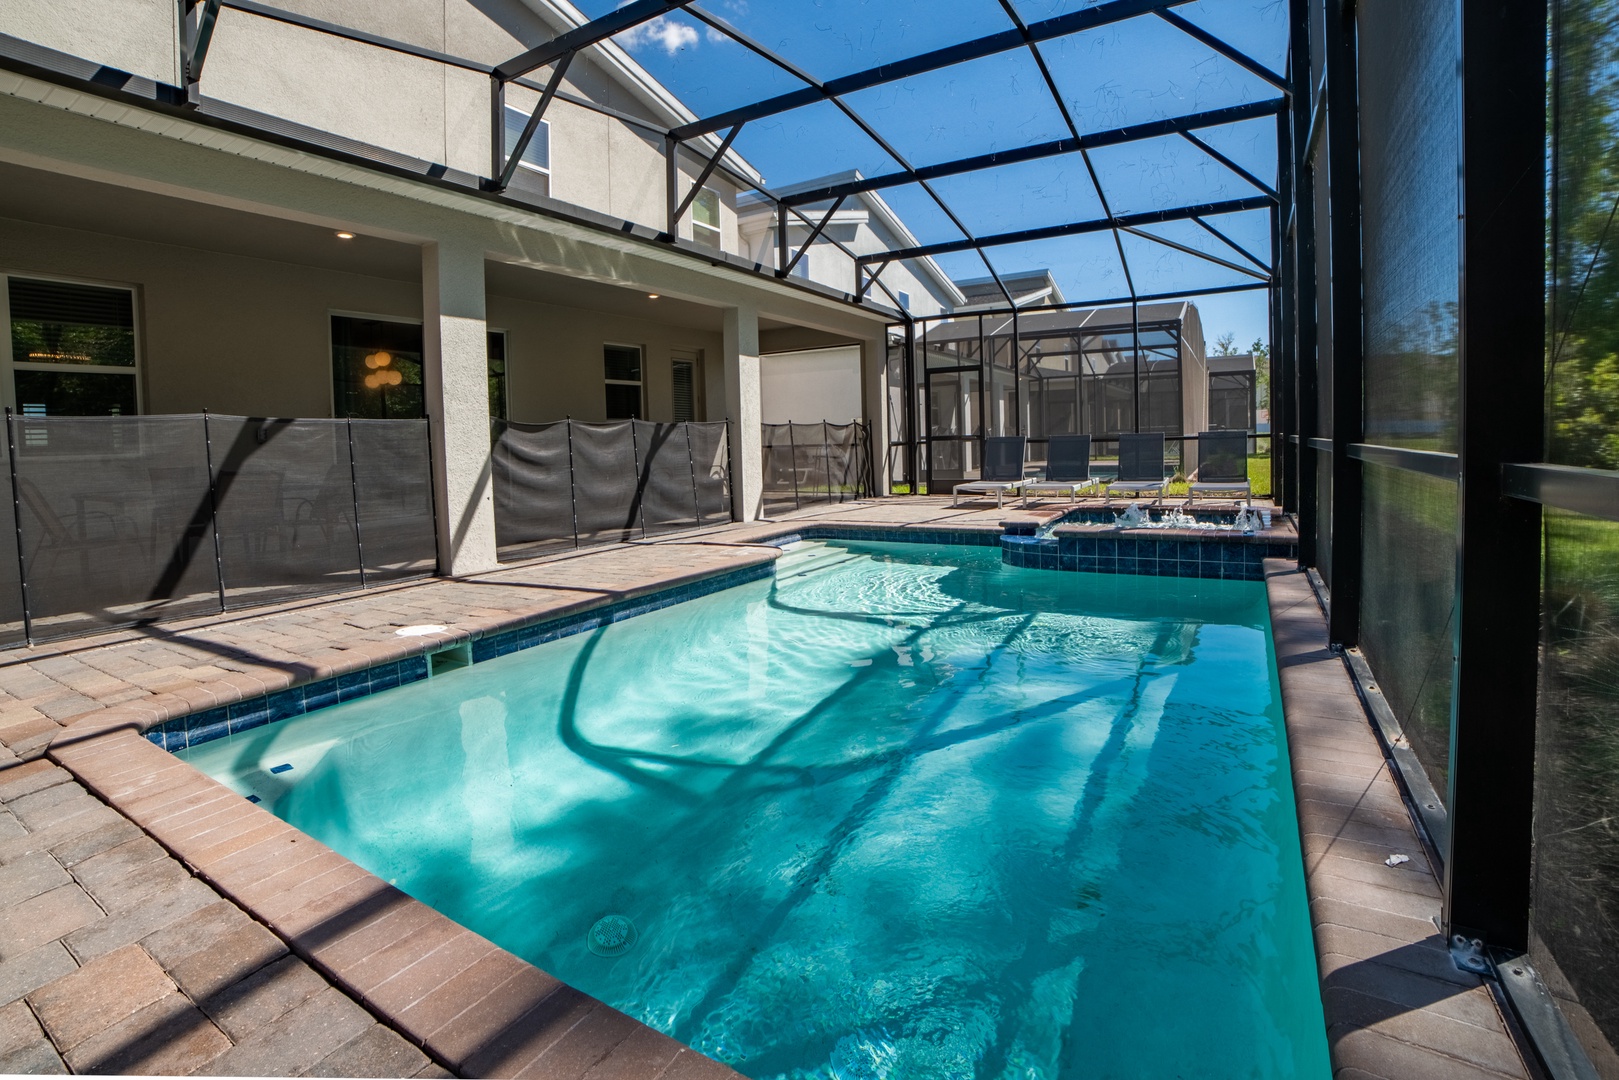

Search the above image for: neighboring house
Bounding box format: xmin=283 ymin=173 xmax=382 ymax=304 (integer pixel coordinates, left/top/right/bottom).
xmin=737 ymin=173 xmax=964 ymax=319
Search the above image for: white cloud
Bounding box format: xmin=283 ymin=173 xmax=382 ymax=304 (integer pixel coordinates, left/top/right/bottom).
xmin=617 ymin=15 xmax=699 ymax=55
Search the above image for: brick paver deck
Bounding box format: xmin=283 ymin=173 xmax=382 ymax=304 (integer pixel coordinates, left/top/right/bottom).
xmin=1265 ymin=560 xmax=1531 ymax=1079
xmin=0 ymin=497 xmax=1531 ymax=1077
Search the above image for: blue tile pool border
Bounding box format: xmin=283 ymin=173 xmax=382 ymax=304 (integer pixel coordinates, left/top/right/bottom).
xmin=146 ymin=521 xmax=1296 ymax=755
xmin=999 ymin=531 xmax=1298 ymax=581
xmin=146 ymin=560 xmax=774 ymax=754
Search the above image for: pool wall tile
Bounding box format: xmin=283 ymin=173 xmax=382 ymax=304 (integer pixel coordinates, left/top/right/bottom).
xmin=146 ymin=526 xmax=1296 ymax=757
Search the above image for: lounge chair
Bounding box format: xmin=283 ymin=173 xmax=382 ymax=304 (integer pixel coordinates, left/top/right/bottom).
xmin=1022 ymin=435 xmax=1101 ymax=507
xmin=952 ymin=436 xmax=1027 ymax=508
xmin=1104 ymin=432 xmax=1167 ymax=504
xmin=1187 ymin=430 xmax=1251 ymax=505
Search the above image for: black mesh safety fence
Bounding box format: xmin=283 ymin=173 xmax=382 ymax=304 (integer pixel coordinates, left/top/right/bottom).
xmin=208 ymin=417 xmax=361 ymax=606
xmin=0 ymin=412 xmax=436 ymax=644
xmin=348 ymin=419 xmax=437 ymax=583
xmin=634 ymin=421 xmax=700 ymax=536
xmin=689 ymin=422 xmax=731 ymax=523
xmin=13 ymin=415 xmax=219 ymax=640
xmin=570 ymin=421 xmax=642 ymax=546
xmin=492 ymin=419 xmax=734 ymax=561
xmin=761 ymin=421 xmax=873 ymax=515
xmin=0 ymin=433 xmax=22 ymax=647
xmin=492 ymin=420 xmax=576 ymax=559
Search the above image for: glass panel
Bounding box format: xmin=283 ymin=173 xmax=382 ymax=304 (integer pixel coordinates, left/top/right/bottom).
xmin=14 ymin=370 xmax=137 ymax=417
xmin=605 ymin=383 xmax=642 ymax=421
xmin=502 ymin=108 xmax=550 ymax=171
xmin=9 ymin=278 xmax=135 ymax=367
xmin=604 ymin=345 xmax=643 ymax=383
xmin=692 ymin=189 xmax=720 ymax=229
xmin=672 ymin=361 xmax=696 ymax=423
xmin=331 ymin=316 xmax=424 ymax=420
xmin=487 ymin=331 xmax=507 ymax=424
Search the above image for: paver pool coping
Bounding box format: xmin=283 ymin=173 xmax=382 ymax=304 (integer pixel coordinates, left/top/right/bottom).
xmin=1264 ymin=559 xmax=1531 ymax=1079
xmin=3 ymin=501 xmax=1531 ymax=1077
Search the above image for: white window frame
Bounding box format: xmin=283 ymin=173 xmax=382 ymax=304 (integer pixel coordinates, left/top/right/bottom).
xmin=502 ymin=106 xmax=552 ymax=179
xmin=603 ymin=341 xmax=644 ymax=419
xmin=0 ymin=269 xmax=144 ymax=415
xmin=691 ymin=188 xmax=723 ymax=250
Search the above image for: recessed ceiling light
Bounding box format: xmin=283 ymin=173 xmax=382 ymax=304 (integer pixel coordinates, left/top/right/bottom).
xmin=647 ymin=293 xmax=660 ymax=299
xmin=335 ymin=231 xmax=355 ymax=240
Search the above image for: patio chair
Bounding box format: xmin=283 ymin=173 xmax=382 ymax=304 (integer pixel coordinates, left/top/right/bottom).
xmin=1021 ymin=435 xmax=1101 ymax=507
xmin=1187 ymin=430 xmax=1252 ymax=505
xmin=1104 ymin=432 xmax=1168 ymax=504
xmin=951 ymin=436 xmax=1027 ymax=508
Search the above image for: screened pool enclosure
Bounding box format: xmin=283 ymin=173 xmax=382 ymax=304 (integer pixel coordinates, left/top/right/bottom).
xmin=4 ymin=0 xmax=1619 ymax=1072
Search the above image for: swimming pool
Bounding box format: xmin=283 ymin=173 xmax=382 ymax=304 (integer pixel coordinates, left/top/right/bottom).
xmin=180 ymin=540 xmax=1329 ymax=1079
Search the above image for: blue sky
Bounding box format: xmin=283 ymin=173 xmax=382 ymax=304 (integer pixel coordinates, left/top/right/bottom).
xmin=576 ymin=0 xmax=1286 ymax=346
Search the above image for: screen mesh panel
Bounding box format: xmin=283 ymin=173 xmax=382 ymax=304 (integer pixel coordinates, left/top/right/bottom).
xmin=1358 ymin=2 xmax=1459 ymax=452
xmin=1533 ymin=509 xmax=1619 ymax=1060
xmin=348 ymin=420 xmax=436 ymax=582
xmin=493 ymin=421 xmax=576 ymax=559
xmin=1359 ymin=464 xmax=1457 ymax=798
xmin=208 ymin=417 xmax=361 ymax=605
xmin=634 ymin=421 xmax=699 ymax=535
xmin=570 ymin=421 xmax=641 ymax=545
xmin=12 ymin=415 xmax=220 ymax=639
xmin=1314 ymin=449 xmax=1333 ymax=589
xmin=690 ymin=422 xmax=731 ymax=523
xmin=1531 ymin=0 xmax=1619 ymax=1064
xmin=1354 ymin=0 xmax=1462 ymax=808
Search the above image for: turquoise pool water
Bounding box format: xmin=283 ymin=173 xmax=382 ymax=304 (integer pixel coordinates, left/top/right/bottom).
xmin=180 ymin=540 xmax=1329 ymax=1079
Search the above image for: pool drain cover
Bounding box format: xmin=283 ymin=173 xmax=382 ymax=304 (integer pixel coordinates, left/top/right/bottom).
xmin=587 ymin=915 xmax=637 ymax=958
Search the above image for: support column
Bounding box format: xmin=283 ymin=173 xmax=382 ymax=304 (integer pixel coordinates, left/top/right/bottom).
xmin=422 ymin=240 xmax=498 ymax=575
xmin=723 ymin=305 xmax=763 ymax=521
xmin=1442 ymin=0 xmax=1546 ymax=951
xmin=861 ymin=331 xmax=891 ymax=497
xmin=867 ymin=333 xmax=893 ymax=498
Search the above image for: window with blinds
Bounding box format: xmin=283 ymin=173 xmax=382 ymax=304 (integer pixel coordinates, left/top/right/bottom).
xmin=501 ymin=107 xmax=551 ymax=197
xmin=672 ymin=359 xmax=696 ymax=422
xmin=5 ymin=275 xmax=139 ymax=416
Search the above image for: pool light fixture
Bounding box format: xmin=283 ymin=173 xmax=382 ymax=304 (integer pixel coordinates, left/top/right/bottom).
xmin=335 ymin=231 xmax=355 ymax=239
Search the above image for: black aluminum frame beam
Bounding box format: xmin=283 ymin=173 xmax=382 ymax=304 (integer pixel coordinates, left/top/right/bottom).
xmin=181 ymin=0 xmax=222 ymax=100
xmin=494 ymin=0 xmax=689 ymax=82
xmin=1323 ymin=0 xmax=1362 ymax=646
xmin=777 ymin=99 xmax=1285 ymax=208
xmin=855 ymin=195 xmax=1273 ymax=264
xmin=1443 ymin=0 xmax=1546 ymax=954
xmin=671 ymin=0 xmax=1196 ymax=141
